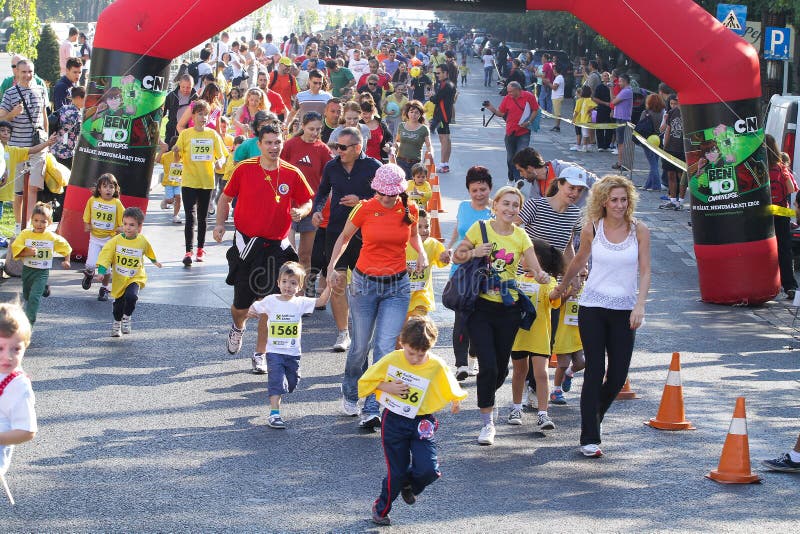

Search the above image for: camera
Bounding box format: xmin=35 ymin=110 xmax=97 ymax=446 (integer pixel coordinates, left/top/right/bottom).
xmin=481 ymin=100 xmax=490 ymax=111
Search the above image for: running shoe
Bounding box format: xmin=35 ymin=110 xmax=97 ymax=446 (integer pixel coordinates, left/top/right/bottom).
xmin=121 ymin=315 xmax=131 ymax=334
xmin=111 ymin=321 xmax=122 ymax=337
xmin=562 ymin=373 xmax=573 ymax=392
xmin=537 ymin=413 xmax=555 ymax=431
xmin=160 ymin=199 xmax=168 ymax=209
xmin=267 ymin=414 xmax=286 ymax=429
xmin=251 ymin=353 xmax=267 ymax=374
xmin=674 ymin=202 xmax=683 ymax=211
xmin=577 ymin=145 xmax=587 ymax=152
xmin=81 ymin=270 xmax=93 ymax=290
xmin=98 ymin=287 xmax=109 ymax=302
xmin=611 ymin=149 xmax=619 ymax=155
xmin=761 ymin=453 xmax=800 ymax=473
xmin=569 ymin=145 xmax=580 ymax=151
xmin=42 ymin=285 xmax=50 ymax=297
xmin=455 ymin=366 xmax=469 ymax=381
xmin=195 ymin=248 xmax=205 ymax=262
xmin=182 ymin=251 xmax=193 ymax=266
xmin=437 ymin=164 xmax=450 ymax=174
xmin=226 ymin=324 xmax=244 ymax=354
xmin=371 ymin=503 xmax=391 ymax=526
xmin=469 ymin=356 xmax=479 ymax=376
xmin=359 ymin=413 xmax=381 ymax=429
xmin=333 ymin=330 xmax=350 ymax=352
xmin=341 ymin=397 xmax=360 ymax=417
xmin=550 ymin=390 xmax=567 ymax=405
xmin=659 ymin=200 xmax=677 ymax=210
xmin=401 ymin=482 xmax=416 ymax=505
xmin=581 ymin=444 xmax=603 ymax=457
xmin=477 ymin=424 xmax=496 ymax=445
xmin=507 ymin=408 xmax=523 ymax=425
xmin=173 ymin=216 xmax=182 ymax=224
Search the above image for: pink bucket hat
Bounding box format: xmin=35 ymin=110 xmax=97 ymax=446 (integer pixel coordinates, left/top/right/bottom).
xmin=371 ymin=163 xmax=408 ymax=196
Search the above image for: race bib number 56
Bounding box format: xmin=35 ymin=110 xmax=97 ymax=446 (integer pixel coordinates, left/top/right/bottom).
xmin=378 ymin=365 xmax=430 ymax=418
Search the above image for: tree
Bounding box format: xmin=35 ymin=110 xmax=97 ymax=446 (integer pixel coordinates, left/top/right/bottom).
xmin=4 ymin=0 xmax=40 ymax=59
xmin=34 ymin=24 xmax=59 ymax=86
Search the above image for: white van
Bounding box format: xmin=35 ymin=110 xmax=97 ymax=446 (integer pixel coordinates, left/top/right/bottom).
xmin=764 ymin=94 xmax=800 ymax=177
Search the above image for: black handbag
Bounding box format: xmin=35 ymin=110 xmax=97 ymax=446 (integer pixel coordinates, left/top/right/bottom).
xmin=442 ymin=220 xmax=491 ymax=314
xmin=16 ymin=85 xmax=47 ymax=145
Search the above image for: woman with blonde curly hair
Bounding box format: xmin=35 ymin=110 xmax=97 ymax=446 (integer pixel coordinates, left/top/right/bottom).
xmin=555 ymin=174 xmax=651 ymax=458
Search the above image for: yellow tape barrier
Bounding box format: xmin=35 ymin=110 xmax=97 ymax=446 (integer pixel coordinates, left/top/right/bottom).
xmin=767 ymin=205 xmax=795 ymax=217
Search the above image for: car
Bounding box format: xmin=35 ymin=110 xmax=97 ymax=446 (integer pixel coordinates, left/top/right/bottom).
xmin=505 ymin=41 xmax=528 ymax=59
xmin=764 ymin=94 xmax=800 ymax=178
xmin=472 ymin=36 xmax=489 ymax=57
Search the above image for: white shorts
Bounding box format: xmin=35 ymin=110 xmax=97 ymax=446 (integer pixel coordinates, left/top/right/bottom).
xmin=87 ymin=234 xmax=112 ymax=270
xmin=581 ymin=127 xmax=590 ymax=138
xmin=13 ymin=150 xmax=46 ymax=193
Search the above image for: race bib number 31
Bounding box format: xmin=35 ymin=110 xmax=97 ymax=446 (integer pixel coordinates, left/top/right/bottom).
xmin=114 ymin=245 xmax=143 ymax=277
xmin=191 ymin=138 xmax=213 ymax=162
xmin=92 ymin=201 xmax=117 ymax=230
xmin=23 ymin=238 xmax=53 ymax=269
xmin=378 ymin=365 xmax=430 ymax=418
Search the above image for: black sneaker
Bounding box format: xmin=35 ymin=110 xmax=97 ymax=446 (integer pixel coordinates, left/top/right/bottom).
xmin=42 ymin=285 xmax=50 ymax=297
xmin=761 ymin=453 xmax=800 ymax=472
xmin=359 ymin=413 xmax=381 ymax=429
xmin=401 ymin=483 xmax=416 ymax=505
xmin=371 ymin=503 xmax=390 ymax=526
xmin=81 ymin=270 xmax=93 ymax=290
xmin=98 ymin=287 xmax=109 ymax=302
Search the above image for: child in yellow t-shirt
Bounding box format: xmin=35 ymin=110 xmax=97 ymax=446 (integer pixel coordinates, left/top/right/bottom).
xmin=159 ymin=136 xmax=183 ymax=224
xmin=358 ymin=316 xmax=466 ymax=526
xmin=95 ymin=207 xmax=162 ymax=337
xmin=572 ymin=85 xmax=597 ymax=152
xmin=81 ymin=173 xmax=125 ymax=301
xmin=550 ymin=276 xmax=586 ymax=405
xmin=221 ymin=135 xmax=246 ymax=184
xmin=405 ymin=163 xmax=432 ymax=210
xmin=508 ymin=239 xmax=564 ymax=431
xmin=405 ymin=209 xmax=449 ymax=317
xmin=11 ymin=202 xmax=72 ymax=326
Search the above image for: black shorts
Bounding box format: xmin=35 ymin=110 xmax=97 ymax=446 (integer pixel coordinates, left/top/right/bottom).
xmin=325 ymin=228 xmax=362 ymax=272
xmin=662 ymin=150 xmax=685 ymax=173
xmin=226 ymin=238 xmax=298 ymax=310
xmin=511 ymin=350 xmax=549 ymax=360
xmin=430 ymin=114 xmax=451 ymax=135
xmin=311 ymin=226 xmax=328 ymax=277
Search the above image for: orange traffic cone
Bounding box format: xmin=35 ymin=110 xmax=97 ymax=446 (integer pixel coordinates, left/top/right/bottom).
xmin=549 ymin=353 xmax=558 ymax=368
xmin=616 ymin=377 xmax=639 ymax=400
xmin=645 ymin=352 xmax=695 ymax=430
xmin=428 ymin=206 xmax=443 ymax=242
xmin=706 ymin=397 xmax=762 ymax=484
xmin=426 ymin=172 xmax=446 ymax=213
xmin=425 ymin=153 xmax=436 ymax=177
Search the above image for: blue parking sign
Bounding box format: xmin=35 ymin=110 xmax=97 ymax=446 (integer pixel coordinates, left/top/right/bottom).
xmin=716 ymin=4 xmax=747 ymax=36
xmin=764 ymin=27 xmax=791 ymax=60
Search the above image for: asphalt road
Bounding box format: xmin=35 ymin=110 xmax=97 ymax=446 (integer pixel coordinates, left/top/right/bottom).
xmin=1 ymin=56 xmax=798 ymax=531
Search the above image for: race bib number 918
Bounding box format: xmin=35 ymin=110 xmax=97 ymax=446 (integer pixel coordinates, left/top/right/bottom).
xmin=92 ymin=201 xmax=117 ymax=230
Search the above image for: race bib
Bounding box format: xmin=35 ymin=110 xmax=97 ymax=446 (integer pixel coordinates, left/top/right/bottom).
xmin=267 ymin=320 xmax=300 ymax=351
xmin=92 ymin=201 xmax=117 ymax=231
xmin=564 ymin=298 xmax=579 ymax=326
xmin=168 ymin=162 xmax=183 ymax=184
xmin=190 ymin=138 xmax=213 ymax=162
xmin=517 ymin=278 xmax=540 ymax=302
xmin=22 ymin=238 xmax=53 ymax=269
xmin=114 ymin=244 xmax=143 ymax=277
xmin=378 ymin=365 xmax=430 ymax=419
xmin=407 ymin=260 xmax=427 ymax=291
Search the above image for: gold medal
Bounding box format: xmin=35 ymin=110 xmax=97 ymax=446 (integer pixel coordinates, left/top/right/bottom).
xmin=275 ymin=194 xmax=281 ymax=203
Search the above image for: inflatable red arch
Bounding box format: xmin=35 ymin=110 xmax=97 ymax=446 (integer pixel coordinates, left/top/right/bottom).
xmin=61 ymin=0 xmax=776 ymax=304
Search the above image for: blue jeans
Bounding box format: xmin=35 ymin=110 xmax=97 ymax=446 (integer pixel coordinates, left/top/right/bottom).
xmin=539 ymin=85 xmax=552 ymax=113
xmin=342 ymin=270 xmax=411 ymax=415
xmin=484 ymin=66 xmax=493 ymax=86
xmin=643 ymin=147 xmax=662 ymax=190
xmin=505 ymin=132 xmax=531 ymax=182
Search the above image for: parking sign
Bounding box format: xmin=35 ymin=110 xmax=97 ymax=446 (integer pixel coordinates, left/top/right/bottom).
xmin=764 ymin=27 xmax=791 ymax=60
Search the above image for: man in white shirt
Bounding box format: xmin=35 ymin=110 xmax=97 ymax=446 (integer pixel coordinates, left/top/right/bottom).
xmin=210 ymin=32 xmax=230 ymax=62
xmin=59 ymin=27 xmax=79 ymax=76
xmin=550 ymin=63 xmax=566 ymax=132
xmin=348 ymin=49 xmax=370 ymax=80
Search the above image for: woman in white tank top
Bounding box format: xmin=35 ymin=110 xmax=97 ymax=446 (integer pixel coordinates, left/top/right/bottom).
xmin=555 ymin=175 xmax=651 ymax=458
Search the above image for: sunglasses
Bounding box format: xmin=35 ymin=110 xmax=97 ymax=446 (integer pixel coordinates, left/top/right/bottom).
xmin=368 ymin=83 xmax=377 ymax=86
xmin=335 ymin=143 xmax=358 ymax=151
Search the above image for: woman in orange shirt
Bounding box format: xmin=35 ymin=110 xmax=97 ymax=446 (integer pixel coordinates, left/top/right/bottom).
xmin=327 ymin=164 xmax=427 ymax=430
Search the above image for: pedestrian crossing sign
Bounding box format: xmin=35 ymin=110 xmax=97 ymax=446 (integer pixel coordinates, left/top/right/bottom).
xmin=716 ymin=4 xmax=747 ymax=36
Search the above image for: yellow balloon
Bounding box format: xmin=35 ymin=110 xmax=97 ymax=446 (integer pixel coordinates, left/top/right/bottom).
xmin=410 ymin=66 xmax=421 ymax=78
xmin=647 ymin=134 xmax=660 ymax=147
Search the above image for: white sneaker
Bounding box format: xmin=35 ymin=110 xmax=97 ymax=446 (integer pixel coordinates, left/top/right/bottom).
xmin=469 ymin=356 xmax=479 ymax=376
xmin=537 ymin=413 xmax=556 ymax=431
xmin=526 ymin=386 xmax=538 ymax=410
xmin=507 ymin=408 xmax=523 ymax=425
xmin=121 ymin=315 xmax=131 ymax=334
xmin=227 ymin=325 xmax=245 ymax=354
xmin=111 ymin=321 xmax=122 ymax=337
xmin=581 ymin=444 xmax=603 ymax=457
xmin=455 ymin=366 xmax=469 ymax=381
xmin=611 ymin=148 xmax=619 ymax=155
xmin=477 ymin=424 xmax=496 ymax=445
xmin=569 ymin=145 xmax=580 ymax=151
xmin=577 ymin=145 xmax=587 ymax=152
xmin=251 ymin=353 xmax=268 ymax=374
xmin=173 ymin=215 xmax=183 ymax=224
xmin=333 ymin=330 xmax=350 ymax=352
xmin=341 ymin=397 xmax=359 ymax=416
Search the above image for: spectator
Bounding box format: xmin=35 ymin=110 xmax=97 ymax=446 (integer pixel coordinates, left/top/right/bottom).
xmin=52 ymin=58 xmax=82 ymax=112
xmin=610 ymin=74 xmax=633 ymax=170
xmin=483 ymin=81 xmax=539 ymax=183
xmin=59 ymin=27 xmax=79 ymax=76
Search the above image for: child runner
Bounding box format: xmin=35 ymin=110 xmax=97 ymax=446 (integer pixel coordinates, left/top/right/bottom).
xmin=95 ymin=207 xmax=163 ymax=337
xmin=508 ymin=239 xmax=564 ymax=430
xmin=550 ymin=275 xmax=586 ymax=405
xmin=405 ymin=163 xmax=432 ymax=209
xmin=159 ymin=137 xmax=183 ymax=224
xmin=406 ymin=209 xmax=449 ymax=318
xmin=11 ymin=202 xmax=72 ymax=326
xmin=173 ymin=100 xmax=228 ymax=266
xmin=459 ymin=59 xmax=470 ymax=85
xmin=0 ymin=302 xmax=37 ymax=481
xmin=247 ymin=262 xmax=331 ymax=428
xmin=221 ymin=135 xmax=246 ymax=185
xmin=81 ymin=173 xmax=125 ymax=300
xmin=571 ymin=85 xmax=596 ymax=152
xmin=358 ymin=316 xmax=466 ymax=526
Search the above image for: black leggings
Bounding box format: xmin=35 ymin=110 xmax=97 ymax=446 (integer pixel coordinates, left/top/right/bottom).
xmin=578 ymin=306 xmax=635 ymax=446
xmin=181 ymin=187 xmax=211 ymax=252
xmin=452 ymin=311 xmax=474 ymax=367
xmin=774 ymin=216 xmax=797 ymax=292
xmin=467 ymin=298 xmax=521 ymax=409
xmin=113 ymin=283 xmax=140 ymax=321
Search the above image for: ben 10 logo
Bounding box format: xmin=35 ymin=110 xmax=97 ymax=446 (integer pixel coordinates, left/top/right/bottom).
xmin=707 ymin=166 xmax=738 ymax=200
xmin=102 ymin=115 xmax=130 ymax=142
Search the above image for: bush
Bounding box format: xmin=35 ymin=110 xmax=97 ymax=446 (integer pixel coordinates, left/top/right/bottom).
xmin=34 ymin=24 xmax=60 ymax=87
